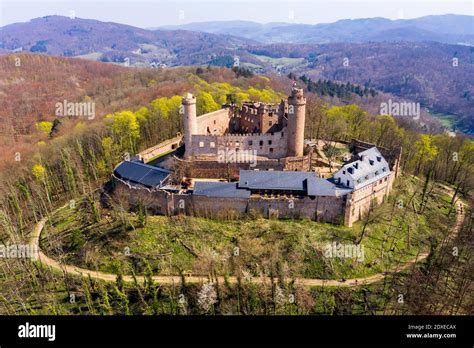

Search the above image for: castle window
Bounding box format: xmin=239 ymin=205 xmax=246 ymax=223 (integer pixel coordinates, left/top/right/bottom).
xmin=383 ymin=167 xmax=387 ymax=172
xmin=281 ymin=132 xmax=284 ymax=137
xmin=210 ymin=142 xmax=216 ymax=148
xmin=235 ymin=141 xmax=240 ymax=147
xmin=269 ymin=121 xmax=273 ymax=126
xmin=248 ymin=140 xmax=253 ymax=146
xmin=343 ymin=170 xmax=346 ymax=175
xmin=199 ymin=141 xmax=204 ymax=148
xmin=213 ymin=120 xmax=216 ymax=125
xmin=259 ymin=140 xmax=264 ymax=146
xmin=365 ymin=175 xmax=369 ymax=180
xmin=369 ymin=160 xmax=374 ymax=166
xmin=377 ymin=156 xmax=382 ymax=162
xmin=268 ymin=140 xmax=272 ymax=145
xmin=347 ymin=180 xmax=350 ymax=187
xmin=269 ymin=148 xmax=274 ymax=153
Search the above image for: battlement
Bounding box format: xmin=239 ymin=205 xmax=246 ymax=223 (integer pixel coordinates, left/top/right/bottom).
xmin=182 ymin=93 xmax=196 ymax=105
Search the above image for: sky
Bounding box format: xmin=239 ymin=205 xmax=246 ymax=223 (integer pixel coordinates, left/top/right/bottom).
xmin=0 ymin=0 xmax=472 ymax=28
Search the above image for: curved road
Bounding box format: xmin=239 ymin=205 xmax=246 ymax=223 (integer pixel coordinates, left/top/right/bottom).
xmin=29 ymin=201 xmax=465 ymax=288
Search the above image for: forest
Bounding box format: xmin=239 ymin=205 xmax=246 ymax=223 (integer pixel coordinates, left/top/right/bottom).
xmin=0 ymin=53 xmax=472 ymax=315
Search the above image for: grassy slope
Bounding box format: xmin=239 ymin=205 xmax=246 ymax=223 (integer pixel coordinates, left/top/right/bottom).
xmin=41 ymin=174 xmax=456 ymax=281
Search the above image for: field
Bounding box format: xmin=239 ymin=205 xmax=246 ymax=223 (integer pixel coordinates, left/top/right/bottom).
xmin=428 ymin=111 xmax=456 ymax=130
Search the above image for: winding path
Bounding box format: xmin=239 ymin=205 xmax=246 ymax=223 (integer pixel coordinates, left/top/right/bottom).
xmin=29 ymin=201 xmax=465 ymax=288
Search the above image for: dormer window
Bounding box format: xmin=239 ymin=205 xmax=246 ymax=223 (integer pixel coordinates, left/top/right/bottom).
xmin=369 ymin=160 xmax=374 ymax=166
xmin=377 ymin=156 xmax=382 ymax=162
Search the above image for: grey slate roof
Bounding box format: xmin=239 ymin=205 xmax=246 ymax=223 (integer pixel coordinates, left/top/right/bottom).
xmin=114 ymin=161 xmax=171 ymax=188
xmin=307 ymin=177 xmax=350 ymax=197
xmin=335 ymin=147 xmax=391 ymax=190
xmin=239 ymin=170 xmax=317 ymax=191
xmin=193 ymin=181 xmax=251 ymax=198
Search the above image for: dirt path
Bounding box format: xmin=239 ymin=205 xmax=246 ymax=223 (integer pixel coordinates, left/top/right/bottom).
xmin=29 ymin=201 xmax=465 ymax=288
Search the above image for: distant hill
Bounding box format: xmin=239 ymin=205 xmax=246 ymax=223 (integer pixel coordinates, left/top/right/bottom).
xmin=242 ymin=42 xmax=474 ymax=134
xmin=159 ymin=15 xmax=474 ymax=45
xmin=1 ymin=15 xmax=472 ymax=134
xmin=0 ymin=15 xmax=254 ymax=67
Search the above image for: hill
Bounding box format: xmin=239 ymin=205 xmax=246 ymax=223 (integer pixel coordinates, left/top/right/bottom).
xmin=0 ymin=15 xmax=253 ymax=67
xmin=1 ymin=15 xmax=472 ymax=134
xmin=159 ymin=15 xmax=474 ymax=45
xmin=242 ymin=42 xmax=474 ymax=134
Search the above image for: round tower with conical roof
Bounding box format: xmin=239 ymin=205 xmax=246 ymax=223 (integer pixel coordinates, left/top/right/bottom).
xmin=182 ymin=93 xmax=197 ymax=159
xmin=287 ymin=87 xmax=306 ymax=157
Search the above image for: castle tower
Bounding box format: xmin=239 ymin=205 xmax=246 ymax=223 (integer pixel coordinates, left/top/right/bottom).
xmin=287 ymin=87 xmax=306 ymax=157
xmin=182 ymin=93 xmax=197 ymax=159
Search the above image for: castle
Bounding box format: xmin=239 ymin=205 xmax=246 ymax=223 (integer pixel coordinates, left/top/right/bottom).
xmin=112 ymin=87 xmax=401 ymax=227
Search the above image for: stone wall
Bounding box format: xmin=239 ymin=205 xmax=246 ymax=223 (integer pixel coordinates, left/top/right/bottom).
xmin=196 ymin=108 xmax=231 ymax=135
xmin=112 ymin=177 xmax=347 ymax=225
xmin=344 ymin=171 xmax=394 ymax=227
xmin=281 ymin=155 xmax=311 ymax=171
xmin=173 ymin=156 xmax=283 ymax=179
xmin=190 ymin=131 xmax=289 ymax=159
xmin=138 ymin=135 xmax=183 ymax=163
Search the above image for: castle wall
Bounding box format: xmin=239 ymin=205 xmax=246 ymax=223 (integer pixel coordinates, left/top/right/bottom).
xmin=280 ymin=156 xmax=311 ymax=171
xmin=190 ymin=196 xmax=249 ymax=218
xmin=235 ymin=105 xmax=261 ymax=133
xmin=112 ymin=177 xmax=347 ymax=225
xmin=196 ymin=108 xmax=231 ymax=135
xmin=138 ymin=135 xmax=183 ymax=163
xmin=247 ymin=196 xmax=346 ymax=223
xmin=113 ymin=179 xmax=171 ymax=216
xmin=344 ymin=171 xmax=394 ymax=227
xmin=173 ymin=156 xmax=283 ymax=179
xmin=190 ymin=131 xmax=289 ymax=159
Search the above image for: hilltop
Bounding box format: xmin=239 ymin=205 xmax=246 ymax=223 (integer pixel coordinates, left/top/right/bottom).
xmin=159 ymin=15 xmax=474 ymax=45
